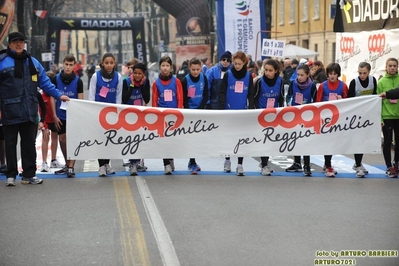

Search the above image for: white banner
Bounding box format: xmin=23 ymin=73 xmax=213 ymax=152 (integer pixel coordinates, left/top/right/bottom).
xmin=67 ymin=96 xmax=382 ymax=160
xmin=336 ymin=28 xmax=399 ymax=85
xmin=222 ymin=0 xmax=261 ymax=59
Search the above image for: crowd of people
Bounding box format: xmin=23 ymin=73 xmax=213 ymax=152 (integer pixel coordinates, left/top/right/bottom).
xmin=1 ymin=31 xmax=398 ymax=188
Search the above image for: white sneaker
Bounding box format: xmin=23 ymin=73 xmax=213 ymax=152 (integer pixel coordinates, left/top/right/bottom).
xmin=352 ymin=163 xmax=369 ymax=174
xmin=355 ymin=167 xmax=365 ymax=178
xmin=236 ymin=164 xmax=245 ymax=176
xmin=258 ymin=162 xmax=273 ymax=173
xmin=169 ymin=159 xmax=175 ymax=171
xmin=5 ymin=177 xmax=15 ymax=187
xmin=261 ymin=165 xmax=272 ymax=176
xmin=105 ymin=164 xmax=115 ymax=174
xmin=137 ymin=164 xmax=148 ymax=172
xmin=224 ymin=160 xmax=231 ymax=172
xmin=325 ymin=167 xmax=336 ymax=178
xmin=164 ymin=164 xmax=172 ymax=175
xmin=50 ymin=159 xmax=64 ymax=168
xmin=129 ymin=164 xmax=138 ymax=176
xmin=40 ymin=162 xmax=50 ymax=172
xmin=323 ymin=165 xmax=338 ymax=175
xmin=99 ymin=166 xmax=107 ymax=177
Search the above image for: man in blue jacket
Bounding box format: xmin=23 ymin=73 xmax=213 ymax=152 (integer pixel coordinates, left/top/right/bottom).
xmin=0 ymin=32 xmax=70 ymax=187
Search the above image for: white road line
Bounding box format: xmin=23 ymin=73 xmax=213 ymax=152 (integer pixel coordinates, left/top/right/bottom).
xmin=136 ymin=176 xmax=180 ymax=266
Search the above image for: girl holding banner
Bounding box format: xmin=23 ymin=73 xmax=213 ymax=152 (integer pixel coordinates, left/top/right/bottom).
xmin=219 ymin=51 xmax=255 ymax=176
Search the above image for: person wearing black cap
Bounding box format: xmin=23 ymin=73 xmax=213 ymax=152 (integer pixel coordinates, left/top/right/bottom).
xmin=205 ymin=50 xmax=233 ymax=172
xmin=0 ymin=32 xmax=70 ymax=186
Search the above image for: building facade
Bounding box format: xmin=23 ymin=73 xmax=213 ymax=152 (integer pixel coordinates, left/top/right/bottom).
xmin=270 ymin=0 xmax=338 ymax=64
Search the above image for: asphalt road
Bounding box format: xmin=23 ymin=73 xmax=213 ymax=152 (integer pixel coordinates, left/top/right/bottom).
xmin=1 ymin=153 xmax=399 ymax=266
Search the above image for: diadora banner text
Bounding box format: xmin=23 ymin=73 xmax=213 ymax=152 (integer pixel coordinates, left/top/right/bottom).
xmin=66 ymin=96 xmax=381 ymax=160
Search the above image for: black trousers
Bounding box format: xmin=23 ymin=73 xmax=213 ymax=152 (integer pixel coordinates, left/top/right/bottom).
xmin=3 ymin=121 xmax=37 ymax=178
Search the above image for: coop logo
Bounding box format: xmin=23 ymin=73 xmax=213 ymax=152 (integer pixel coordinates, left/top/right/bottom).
xmin=99 ymin=106 xmax=184 ymax=137
xmin=236 ymin=1 xmax=251 ymax=16
xmin=340 ymin=37 xmax=354 ymax=54
xmin=368 ymin=33 xmax=385 ymax=56
xmin=258 ymin=104 xmax=340 ymax=134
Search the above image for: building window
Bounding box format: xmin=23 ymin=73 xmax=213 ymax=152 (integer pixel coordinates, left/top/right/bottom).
xmin=289 ymin=0 xmax=295 ymax=23
xmin=279 ymin=1 xmax=284 ymax=25
xmin=302 ymin=39 xmax=309 ymax=49
xmin=302 ymin=0 xmax=308 ymax=21
xmin=314 ymin=43 xmax=318 ymax=60
xmin=314 ymin=0 xmax=320 ymax=20
xmin=330 ymin=3 xmax=337 ymax=19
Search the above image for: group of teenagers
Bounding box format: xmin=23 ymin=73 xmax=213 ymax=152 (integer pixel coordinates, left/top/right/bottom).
xmin=113 ymin=51 xmax=399 ymax=179
xmin=28 ymin=51 xmax=399 ymax=180
xmin=2 ymin=30 xmax=399 ymax=187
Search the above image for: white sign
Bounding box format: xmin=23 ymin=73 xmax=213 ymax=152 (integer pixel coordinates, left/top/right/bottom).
xmin=67 ymin=97 xmax=381 ymax=160
xmin=261 ymin=39 xmax=285 ymax=58
xmin=41 ymin=52 xmax=52 ymax=62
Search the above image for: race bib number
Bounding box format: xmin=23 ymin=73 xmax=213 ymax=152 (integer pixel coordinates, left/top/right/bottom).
xmin=295 ymin=92 xmax=303 ymax=105
xmin=188 ymin=86 xmax=196 ymax=98
xmin=266 ymin=98 xmax=275 ymax=108
xmin=328 ymin=93 xmax=338 ymax=101
xmin=235 ymin=81 xmax=244 ymax=93
xmin=164 ymin=90 xmax=173 ymax=101
xmin=99 ymin=86 xmax=109 ymax=98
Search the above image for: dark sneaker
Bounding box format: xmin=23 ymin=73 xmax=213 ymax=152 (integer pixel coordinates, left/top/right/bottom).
xmin=303 ymin=165 xmax=312 ymax=176
xmin=286 ymin=163 xmax=302 ymax=172
xmin=21 ymin=176 xmax=43 ymax=185
xmin=67 ymin=167 xmax=75 ymax=178
xmin=5 ymin=177 xmax=15 ymax=187
xmin=55 ymin=165 xmax=68 ymax=175
xmin=188 ymin=162 xmax=201 ymax=171
xmin=0 ymin=165 xmax=7 ymax=174
xmin=386 ymin=167 xmax=397 ymax=178
xmin=394 ymin=162 xmax=399 ymax=175
xmin=190 ymin=164 xmax=198 ymax=175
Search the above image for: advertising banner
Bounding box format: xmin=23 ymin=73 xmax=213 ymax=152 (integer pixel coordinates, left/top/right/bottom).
xmin=67 ymin=96 xmax=381 ymax=160
xmin=153 ymin=0 xmax=212 ymax=67
xmin=334 ymin=0 xmax=399 ymax=33
xmin=216 ymin=0 xmax=266 ymax=59
xmin=336 ymin=28 xmax=399 ymax=84
xmin=334 ymin=1 xmax=399 ymax=84
xmin=47 ymin=17 xmax=146 ymax=69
